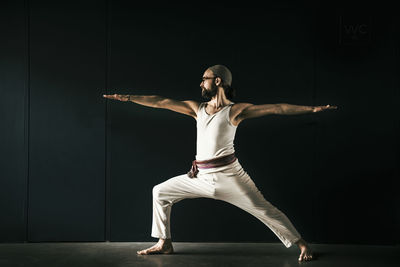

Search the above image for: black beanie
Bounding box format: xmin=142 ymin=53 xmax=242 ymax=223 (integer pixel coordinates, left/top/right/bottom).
xmin=207 ymin=65 xmax=232 ymax=87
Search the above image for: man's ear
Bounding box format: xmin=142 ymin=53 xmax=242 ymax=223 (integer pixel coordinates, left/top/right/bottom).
xmin=214 ymin=77 xmax=222 ymax=86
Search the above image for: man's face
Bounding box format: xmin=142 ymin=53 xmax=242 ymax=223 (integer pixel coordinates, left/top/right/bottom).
xmin=200 ymin=69 xmax=217 ymax=100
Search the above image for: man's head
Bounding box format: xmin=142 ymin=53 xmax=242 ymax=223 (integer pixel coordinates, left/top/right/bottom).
xmin=200 ymin=64 xmax=235 ymax=101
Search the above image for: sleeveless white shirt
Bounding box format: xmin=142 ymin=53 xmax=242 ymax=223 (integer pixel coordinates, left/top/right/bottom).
xmin=196 ymin=102 xmax=237 ymax=161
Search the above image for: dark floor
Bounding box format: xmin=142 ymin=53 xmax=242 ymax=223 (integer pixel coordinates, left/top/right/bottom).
xmin=0 ymin=242 xmax=399 ymax=267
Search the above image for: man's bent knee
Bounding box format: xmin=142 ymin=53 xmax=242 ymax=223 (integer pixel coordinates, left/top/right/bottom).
xmin=152 ymin=184 xmax=164 ymax=200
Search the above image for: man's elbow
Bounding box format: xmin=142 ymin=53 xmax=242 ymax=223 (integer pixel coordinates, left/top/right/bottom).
xmin=275 ymin=103 xmax=286 ymax=114
xmin=156 ymin=97 xmax=170 ymax=108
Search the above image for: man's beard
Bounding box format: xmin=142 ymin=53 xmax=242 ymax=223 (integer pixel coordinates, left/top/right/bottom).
xmin=201 ymin=83 xmax=218 ymax=100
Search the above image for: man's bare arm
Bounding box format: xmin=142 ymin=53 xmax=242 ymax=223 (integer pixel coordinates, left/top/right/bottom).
xmin=280 ymin=103 xmax=338 ymax=115
xmin=232 ymin=103 xmax=337 ymax=125
xmin=103 ymin=94 xmax=199 ymax=119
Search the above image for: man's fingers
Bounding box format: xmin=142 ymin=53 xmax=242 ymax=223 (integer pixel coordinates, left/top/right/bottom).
xmin=314 ymin=105 xmax=338 ymax=112
xmin=103 ymin=94 xmax=119 ymax=100
xmin=326 ymin=104 xmax=338 ymax=109
xmin=321 ymin=105 xmax=338 ymax=110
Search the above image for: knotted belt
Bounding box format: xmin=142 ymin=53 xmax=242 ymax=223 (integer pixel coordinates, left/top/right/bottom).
xmin=187 ymin=153 xmax=237 ymax=178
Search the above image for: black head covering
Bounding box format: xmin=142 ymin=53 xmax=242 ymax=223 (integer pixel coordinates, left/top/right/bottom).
xmin=207 ymin=64 xmax=232 ymax=87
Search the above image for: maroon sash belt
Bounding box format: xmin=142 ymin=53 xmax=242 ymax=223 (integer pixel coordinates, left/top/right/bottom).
xmin=187 ymin=153 xmax=237 ymax=178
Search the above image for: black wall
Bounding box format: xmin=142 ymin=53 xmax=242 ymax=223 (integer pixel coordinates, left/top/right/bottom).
xmin=1 ymin=1 xmax=399 ymax=245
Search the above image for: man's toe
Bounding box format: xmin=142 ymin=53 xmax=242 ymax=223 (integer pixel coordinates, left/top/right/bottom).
xmin=305 ymin=254 xmax=313 ymax=261
xmin=137 ymin=250 xmax=146 ymax=255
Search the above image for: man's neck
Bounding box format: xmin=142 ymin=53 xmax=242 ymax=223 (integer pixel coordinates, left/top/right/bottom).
xmin=208 ymin=88 xmax=231 ymax=108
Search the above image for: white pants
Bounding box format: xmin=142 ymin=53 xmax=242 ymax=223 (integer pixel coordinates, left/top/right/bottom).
xmin=151 ymin=159 xmax=302 ymax=248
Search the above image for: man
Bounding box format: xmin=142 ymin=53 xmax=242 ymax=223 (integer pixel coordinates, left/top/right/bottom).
xmin=103 ymin=64 xmax=337 ymax=261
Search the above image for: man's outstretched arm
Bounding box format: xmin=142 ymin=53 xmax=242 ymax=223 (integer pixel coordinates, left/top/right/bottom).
xmin=232 ymin=103 xmax=337 ymax=125
xmin=103 ymin=94 xmax=199 ymax=119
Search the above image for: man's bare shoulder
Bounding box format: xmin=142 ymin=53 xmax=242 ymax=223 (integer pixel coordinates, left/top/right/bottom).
xmin=230 ymin=102 xmax=254 ymax=126
xmin=231 ymin=102 xmax=253 ymax=113
xmin=182 ymin=100 xmax=201 ymax=114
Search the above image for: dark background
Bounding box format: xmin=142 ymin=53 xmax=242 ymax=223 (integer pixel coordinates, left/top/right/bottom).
xmin=1 ymin=0 xmax=399 ymax=245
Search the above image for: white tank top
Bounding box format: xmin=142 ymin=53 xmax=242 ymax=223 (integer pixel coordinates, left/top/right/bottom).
xmin=196 ymin=102 xmax=237 ymax=161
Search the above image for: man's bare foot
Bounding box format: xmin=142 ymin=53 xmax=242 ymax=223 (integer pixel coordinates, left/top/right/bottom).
xmin=296 ymin=238 xmax=313 ymax=261
xmin=137 ymin=238 xmax=174 ymax=255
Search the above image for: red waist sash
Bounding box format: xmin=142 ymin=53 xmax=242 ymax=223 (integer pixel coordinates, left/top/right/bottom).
xmin=187 ymin=153 xmax=237 ymax=178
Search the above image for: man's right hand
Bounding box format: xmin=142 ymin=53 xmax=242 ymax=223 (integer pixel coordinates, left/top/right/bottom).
xmin=103 ymin=94 xmax=130 ymax=102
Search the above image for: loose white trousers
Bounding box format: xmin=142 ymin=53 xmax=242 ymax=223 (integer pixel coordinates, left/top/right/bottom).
xmin=151 ymin=159 xmax=301 ymax=248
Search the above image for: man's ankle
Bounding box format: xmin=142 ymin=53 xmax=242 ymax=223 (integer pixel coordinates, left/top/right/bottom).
xmin=295 ymin=238 xmax=305 ymax=246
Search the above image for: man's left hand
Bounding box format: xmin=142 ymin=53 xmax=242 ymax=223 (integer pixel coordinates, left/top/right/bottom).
xmin=312 ymin=104 xmax=338 ymax=113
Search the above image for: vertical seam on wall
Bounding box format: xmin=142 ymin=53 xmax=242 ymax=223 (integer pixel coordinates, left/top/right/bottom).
xmin=311 ymin=5 xmax=317 ymax=243
xmin=24 ymin=0 xmax=30 ymax=242
xmin=105 ymin=0 xmax=111 ymax=242
xmin=394 ymin=13 xmax=400 ymax=246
